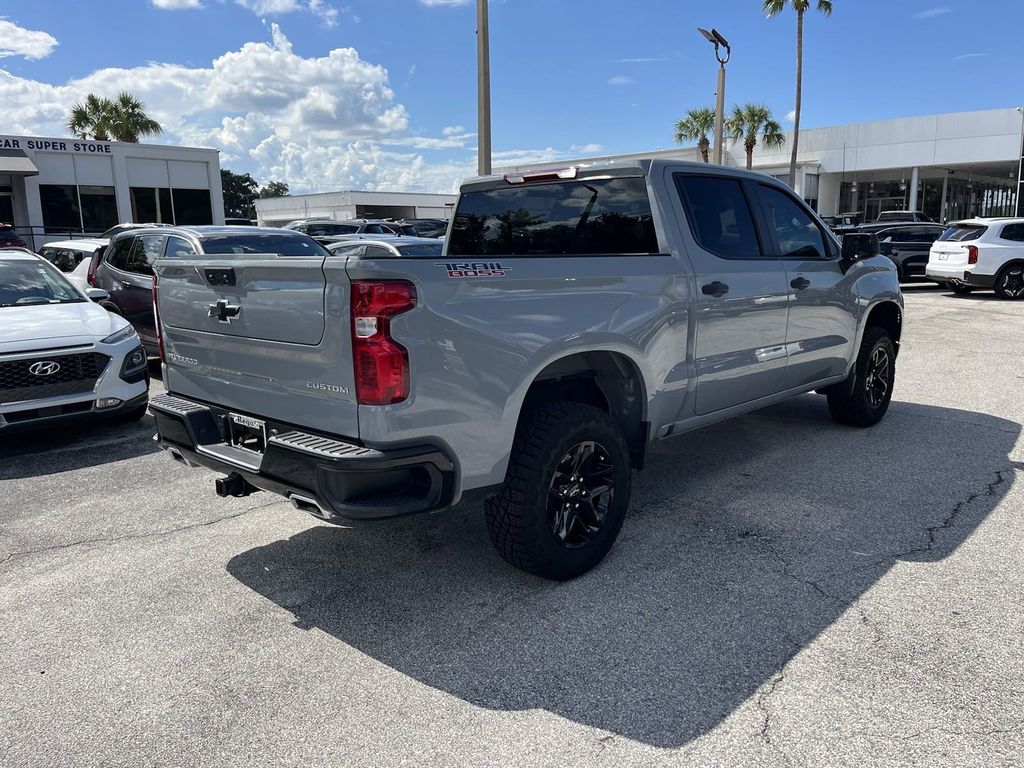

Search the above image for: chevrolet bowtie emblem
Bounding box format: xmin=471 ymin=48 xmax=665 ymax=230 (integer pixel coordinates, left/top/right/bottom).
xmin=208 ymin=299 xmax=242 ymax=323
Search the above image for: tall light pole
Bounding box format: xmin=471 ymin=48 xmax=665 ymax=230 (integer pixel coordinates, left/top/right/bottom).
xmin=698 ymin=27 xmax=730 ymax=165
xmin=477 ymin=0 xmax=492 ymax=176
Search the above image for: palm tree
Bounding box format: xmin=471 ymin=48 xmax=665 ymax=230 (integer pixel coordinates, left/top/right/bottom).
xmin=674 ymin=107 xmax=716 ymax=163
xmin=725 ymin=103 xmax=786 ymax=170
xmin=66 ymin=94 xmax=114 ymax=141
xmin=763 ymin=0 xmax=833 ymax=188
xmin=65 ymin=92 xmax=162 ymax=143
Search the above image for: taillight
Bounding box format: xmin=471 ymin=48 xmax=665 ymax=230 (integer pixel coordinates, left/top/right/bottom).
xmin=152 ymin=273 xmax=164 ymax=363
xmin=350 ymin=280 xmax=416 ymax=405
xmin=87 ymin=252 xmax=101 ymax=286
xmin=967 ymin=245 xmax=979 ymax=265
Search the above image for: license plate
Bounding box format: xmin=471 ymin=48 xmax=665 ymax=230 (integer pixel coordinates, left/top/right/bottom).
xmin=937 ymin=253 xmax=948 ymax=260
xmin=228 ymin=412 xmax=267 ymax=453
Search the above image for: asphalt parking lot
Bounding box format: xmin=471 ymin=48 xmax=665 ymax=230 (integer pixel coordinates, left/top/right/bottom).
xmin=2 ymin=285 xmax=1023 ymax=768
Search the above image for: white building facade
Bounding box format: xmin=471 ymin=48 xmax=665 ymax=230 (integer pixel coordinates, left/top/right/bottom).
xmin=502 ymin=107 xmax=1024 ymax=223
xmin=255 ymin=189 xmax=456 ymax=227
xmin=0 ymin=134 xmax=224 ymax=249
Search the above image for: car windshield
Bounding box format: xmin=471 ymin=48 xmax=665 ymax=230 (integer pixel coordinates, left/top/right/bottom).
xmin=199 ymin=234 xmax=331 ymax=257
xmin=396 ymin=242 xmax=444 ymax=256
xmin=0 ymin=258 xmax=84 ymax=307
xmin=41 ymin=247 xmax=86 ymax=272
xmin=939 ymin=224 xmax=988 ymax=242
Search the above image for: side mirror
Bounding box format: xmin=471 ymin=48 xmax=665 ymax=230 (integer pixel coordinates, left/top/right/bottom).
xmin=86 ymin=288 xmax=110 ymax=302
xmin=841 ymin=232 xmax=879 ymax=262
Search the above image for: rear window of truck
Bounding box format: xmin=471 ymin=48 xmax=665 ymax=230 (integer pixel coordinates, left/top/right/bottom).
xmin=199 ymin=234 xmax=330 ymax=257
xmin=447 ymin=176 xmax=658 ymax=256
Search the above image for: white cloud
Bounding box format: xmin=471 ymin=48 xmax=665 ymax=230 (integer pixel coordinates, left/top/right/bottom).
xmin=233 ymin=0 xmax=340 ymax=25
xmin=914 ymin=7 xmax=950 ymax=19
xmin=152 ymin=0 xmax=203 ymax=8
xmin=607 ymin=75 xmax=634 ymax=86
xmin=952 ymin=52 xmax=988 ymax=61
xmin=616 ymin=57 xmax=668 ymax=64
xmin=419 ymin=0 xmax=471 ymax=6
xmin=785 ymin=110 xmax=796 ymax=123
xmin=0 ymin=25 xmax=585 ymax=194
xmin=570 ymin=143 xmax=603 ymax=154
xmin=0 ymin=19 xmax=58 ymax=60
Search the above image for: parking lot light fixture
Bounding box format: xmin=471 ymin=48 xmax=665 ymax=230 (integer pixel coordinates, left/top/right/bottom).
xmin=698 ymin=27 xmax=730 ymax=165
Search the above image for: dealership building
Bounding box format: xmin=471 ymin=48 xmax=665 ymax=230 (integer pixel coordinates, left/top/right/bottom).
xmin=503 ymin=107 xmax=1024 ymax=223
xmin=0 ymin=134 xmax=224 ymax=249
xmin=255 ymin=189 xmax=457 ymax=227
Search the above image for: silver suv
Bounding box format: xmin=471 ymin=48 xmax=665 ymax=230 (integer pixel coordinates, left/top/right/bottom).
xmin=150 ymin=160 xmax=903 ymax=579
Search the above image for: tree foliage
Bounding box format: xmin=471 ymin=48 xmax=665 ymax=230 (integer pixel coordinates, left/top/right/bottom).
xmin=674 ymin=107 xmax=717 ymax=163
xmin=221 ymin=169 xmax=289 ymax=219
xmin=66 ymin=92 xmax=162 ymax=143
xmin=725 ymin=103 xmax=786 ymax=170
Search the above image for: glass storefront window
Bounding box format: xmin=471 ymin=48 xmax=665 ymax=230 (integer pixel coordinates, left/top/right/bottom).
xmin=130 ymin=187 xmax=173 ymax=224
xmin=40 ymin=185 xmax=81 ymax=234
xmin=171 ymin=188 xmax=213 ymax=225
xmin=79 ymin=185 xmax=117 ymax=233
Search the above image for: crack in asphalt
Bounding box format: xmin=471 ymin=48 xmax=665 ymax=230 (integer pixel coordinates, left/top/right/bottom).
xmin=0 ymin=499 xmax=283 ymax=569
xmin=738 ymin=469 xmax=1008 ymax=751
xmin=849 ymin=719 xmax=1024 ymax=741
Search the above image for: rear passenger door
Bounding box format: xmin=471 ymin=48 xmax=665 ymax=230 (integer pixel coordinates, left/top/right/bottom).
xmin=673 ymin=172 xmax=791 ymax=415
xmin=753 ymin=183 xmax=857 ymax=390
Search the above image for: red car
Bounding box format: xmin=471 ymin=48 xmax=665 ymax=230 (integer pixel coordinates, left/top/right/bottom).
xmin=0 ymin=224 xmax=27 ymax=249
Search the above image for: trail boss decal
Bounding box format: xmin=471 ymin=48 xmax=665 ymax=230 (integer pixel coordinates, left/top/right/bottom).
xmin=435 ymin=262 xmax=508 ymax=279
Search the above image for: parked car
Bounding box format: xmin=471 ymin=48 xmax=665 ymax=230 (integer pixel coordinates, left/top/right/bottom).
xmin=281 ymin=217 xmax=330 ymax=230
xmin=875 ymin=210 xmax=934 ymax=224
xmin=925 ymin=218 xmax=1024 ymax=299
xmin=100 ymin=222 xmax=171 ymax=239
xmin=870 ymin=224 xmax=947 ymax=282
xmin=0 ymin=224 xmax=27 ymax=249
xmin=398 ymin=218 xmax=448 ymax=238
xmin=38 ymin=238 xmax=108 ymax=292
xmin=149 ymin=161 xmax=903 ymax=580
xmin=0 ymin=248 xmax=149 ymax=432
xmin=378 ymin=222 xmax=421 ymax=236
xmin=821 ymin=214 xmax=861 ymax=234
xmin=224 ymin=218 xmax=255 ymax=226
xmin=324 ymin=236 xmax=444 ymax=258
xmin=290 ymin=219 xmax=394 ymax=239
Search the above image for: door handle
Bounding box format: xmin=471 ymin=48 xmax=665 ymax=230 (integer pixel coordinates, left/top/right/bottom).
xmin=701 ymin=281 xmax=729 ymax=297
xmin=121 ymin=280 xmax=132 ymax=289
xmin=790 ymin=277 xmax=811 ymax=291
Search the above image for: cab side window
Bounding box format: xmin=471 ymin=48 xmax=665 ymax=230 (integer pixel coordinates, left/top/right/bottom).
xmin=674 ymin=174 xmax=763 ymax=259
xmin=757 ymin=185 xmax=827 ymax=260
xmin=1000 ymin=223 xmax=1024 ymax=242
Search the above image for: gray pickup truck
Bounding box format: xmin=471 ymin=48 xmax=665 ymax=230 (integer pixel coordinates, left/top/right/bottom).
xmin=150 ymin=160 xmax=903 ymax=579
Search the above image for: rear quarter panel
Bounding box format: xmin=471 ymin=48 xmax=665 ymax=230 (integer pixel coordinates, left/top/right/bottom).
xmin=346 ymin=254 xmax=691 ymax=496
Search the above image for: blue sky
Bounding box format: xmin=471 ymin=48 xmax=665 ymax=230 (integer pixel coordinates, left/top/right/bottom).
xmin=1 ymin=0 xmax=1020 ymax=192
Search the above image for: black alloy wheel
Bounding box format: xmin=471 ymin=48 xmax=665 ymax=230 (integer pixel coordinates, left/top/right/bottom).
xmin=995 ymin=265 xmax=1024 ymax=300
xmin=864 ymin=347 xmax=891 ymax=409
xmin=547 ymin=440 xmax=615 ymax=548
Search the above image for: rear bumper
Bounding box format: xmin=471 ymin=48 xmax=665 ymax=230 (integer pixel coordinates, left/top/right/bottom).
xmin=150 ymin=393 xmax=456 ymax=521
xmin=925 ymin=264 xmax=996 ymax=288
xmin=0 ymin=391 xmax=148 ymax=434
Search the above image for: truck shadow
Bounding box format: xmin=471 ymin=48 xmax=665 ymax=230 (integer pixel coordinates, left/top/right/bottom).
xmin=226 ymin=396 xmax=1018 ymax=748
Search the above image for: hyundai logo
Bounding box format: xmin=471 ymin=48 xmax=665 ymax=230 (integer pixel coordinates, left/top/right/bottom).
xmin=29 ymin=361 xmax=61 ymax=376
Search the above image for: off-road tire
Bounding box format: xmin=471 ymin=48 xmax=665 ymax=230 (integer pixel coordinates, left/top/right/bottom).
xmin=827 ymin=327 xmax=895 ymax=428
xmin=484 ymin=402 xmax=631 ymax=580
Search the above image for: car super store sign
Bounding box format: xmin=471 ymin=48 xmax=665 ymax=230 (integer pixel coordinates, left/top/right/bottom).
xmin=1 ymin=136 xmax=112 ymax=154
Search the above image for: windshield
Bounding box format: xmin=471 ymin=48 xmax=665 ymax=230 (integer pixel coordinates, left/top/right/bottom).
xmin=396 ymin=242 xmax=444 ymax=257
xmin=0 ymin=258 xmax=84 ymax=307
xmin=199 ymin=233 xmax=331 ymax=257
xmin=938 ymin=224 xmax=988 ymax=242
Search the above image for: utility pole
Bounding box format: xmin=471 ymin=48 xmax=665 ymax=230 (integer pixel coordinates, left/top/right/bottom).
xmin=698 ymin=28 xmax=730 ymax=165
xmin=477 ymin=0 xmax=492 ymax=176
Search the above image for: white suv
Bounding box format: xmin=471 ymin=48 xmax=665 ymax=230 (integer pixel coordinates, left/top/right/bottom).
xmin=926 ymin=218 xmax=1024 ymax=299
xmin=0 ymin=248 xmax=149 ymax=432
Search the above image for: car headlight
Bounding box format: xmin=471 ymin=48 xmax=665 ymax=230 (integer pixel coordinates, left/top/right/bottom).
xmin=102 ymin=324 xmax=138 ymax=344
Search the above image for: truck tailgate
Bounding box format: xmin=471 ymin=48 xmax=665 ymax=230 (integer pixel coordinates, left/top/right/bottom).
xmin=156 ymin=254 xmax=360 ymax=439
